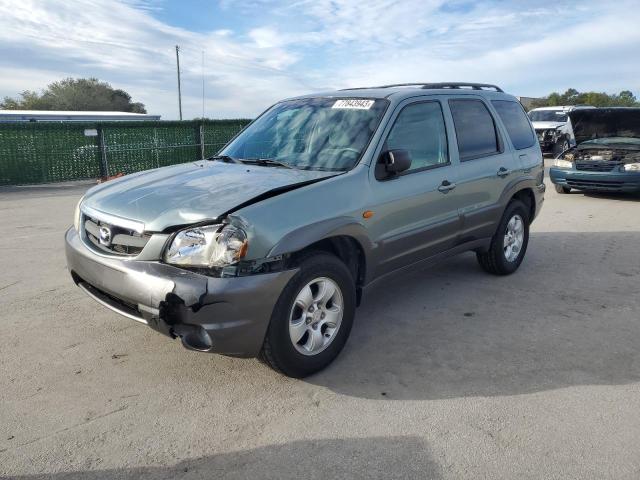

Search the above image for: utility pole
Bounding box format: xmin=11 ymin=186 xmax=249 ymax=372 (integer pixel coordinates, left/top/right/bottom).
xmin=201 ymin=50 xmax=205 ymax=119
xmin=175 ymin=45 xmax=183 ymax=121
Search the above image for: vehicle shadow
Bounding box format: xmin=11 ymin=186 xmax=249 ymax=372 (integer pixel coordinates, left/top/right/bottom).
xmin=582 ymin=191 xmax=640 ymax=202
xmin=7 ymin=436 xmax=441 ymax=480
xmin=308 ymin=231 xmax=640 ymax=400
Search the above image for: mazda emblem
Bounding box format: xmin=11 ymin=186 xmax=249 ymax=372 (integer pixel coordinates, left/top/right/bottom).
xmin=99 ymin=226 xmax=112 ymax=246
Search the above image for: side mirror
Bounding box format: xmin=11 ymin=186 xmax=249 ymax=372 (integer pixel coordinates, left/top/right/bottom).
xmin=379 ymin=149 xmax=412 ymax=176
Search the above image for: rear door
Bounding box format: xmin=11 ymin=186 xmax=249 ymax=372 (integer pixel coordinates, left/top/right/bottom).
xmin=445 ymin=96 xmax=518 ymax=242
xmin=491 ymin=99 xmax=541 ymax=179
xmin=367 ymin=98 xmax=461 ymax=278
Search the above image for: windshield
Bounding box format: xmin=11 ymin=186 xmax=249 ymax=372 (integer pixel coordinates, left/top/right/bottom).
xmin=528 ymin=110 xmax=568 ymax=122
xmin=220 ymin=97 xmax=388 ymax=171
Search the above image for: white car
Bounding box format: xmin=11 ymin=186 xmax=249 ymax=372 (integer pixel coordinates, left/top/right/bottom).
xmin=528 ymin=105 xmax=595 ymax=154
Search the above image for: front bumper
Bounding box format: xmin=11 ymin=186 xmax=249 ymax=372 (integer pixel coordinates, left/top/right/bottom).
xmin=549 ymin=168 xmax=640 ymax=193
xmin=65 ymin=227 xmax=297 ymax=357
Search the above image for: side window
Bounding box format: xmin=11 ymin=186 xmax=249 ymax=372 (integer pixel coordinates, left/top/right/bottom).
xmin=491 ymin=100 xmax=536 ymax=150
xmin=449 ymin=99 xmax=499 ymax=160
xmin=384 ymin=101 xmax=449 ymax=173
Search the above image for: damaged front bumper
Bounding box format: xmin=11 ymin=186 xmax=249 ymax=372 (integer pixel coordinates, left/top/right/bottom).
xmin=65 ymin=227 xmax=297 ymax=357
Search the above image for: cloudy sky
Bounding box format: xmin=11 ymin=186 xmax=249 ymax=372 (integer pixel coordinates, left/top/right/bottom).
xmin=0 ymin=0 xmax=638 ymax=119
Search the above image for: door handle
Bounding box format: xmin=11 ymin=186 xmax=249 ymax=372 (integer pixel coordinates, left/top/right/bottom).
xmin=438 ymin=180 xmax=456 ymax=193
xmin=497 ymin=167 xmax=511 ymax=178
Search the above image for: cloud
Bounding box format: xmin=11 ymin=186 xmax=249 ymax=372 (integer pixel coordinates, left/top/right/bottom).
xmin=0 ymin=0 xmax=638 ymax=119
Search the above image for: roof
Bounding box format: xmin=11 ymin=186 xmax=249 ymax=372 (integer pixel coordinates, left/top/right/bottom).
xmin=0 ymin=110 xmax=154 ymax=116
xmin=0 ymin=110 xmax=161 ymax=122
xmin=529 ymin=105 xmax=595 ymax=111
xmin=291 ymin=82 xmax=516 ymax=103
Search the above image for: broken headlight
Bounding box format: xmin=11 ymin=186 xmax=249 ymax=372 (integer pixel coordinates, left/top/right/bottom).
xmin=164 ymin=224 xmax=248 ymax=268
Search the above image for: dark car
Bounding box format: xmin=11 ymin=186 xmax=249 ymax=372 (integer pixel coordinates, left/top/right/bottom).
xmin=550 ymin=108 xmax=640 ymax=193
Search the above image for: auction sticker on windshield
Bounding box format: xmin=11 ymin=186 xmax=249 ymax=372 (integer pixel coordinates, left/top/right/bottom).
xmin=332 ymin=99 xmax=375 ymax=110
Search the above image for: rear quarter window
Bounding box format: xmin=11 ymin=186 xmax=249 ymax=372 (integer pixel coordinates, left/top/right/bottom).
xmin=448 ymin=99 xmax=499 ymax=160
xmin=492 ymin=100 xmax=536 ymax=150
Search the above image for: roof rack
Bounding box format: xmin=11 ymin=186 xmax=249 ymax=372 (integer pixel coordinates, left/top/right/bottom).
xmin=341 ymin=82 xmax=504 ymax=92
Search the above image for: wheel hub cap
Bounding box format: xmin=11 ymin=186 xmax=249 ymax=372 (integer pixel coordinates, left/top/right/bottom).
xmin=503 ymin=214 xmax=524 ymax=262
xmin=289 ymin=277 xmax=343 ymax=356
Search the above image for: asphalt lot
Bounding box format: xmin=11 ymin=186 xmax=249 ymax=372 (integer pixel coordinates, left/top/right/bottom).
xmin=1 ymin=172 xmax=639 ymax=479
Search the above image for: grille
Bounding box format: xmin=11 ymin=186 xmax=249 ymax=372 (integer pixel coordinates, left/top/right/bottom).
xmin=575 ymin=161 xmax=621 ymax=172
xmin=82 ymin=214 xmax=149 ymax=256
xmin=566 ymin=178 xmax=625 ymax=190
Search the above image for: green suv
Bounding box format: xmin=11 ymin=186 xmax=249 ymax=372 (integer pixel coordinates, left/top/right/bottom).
xmin=65 ymin=83 xmax=545 ymax=377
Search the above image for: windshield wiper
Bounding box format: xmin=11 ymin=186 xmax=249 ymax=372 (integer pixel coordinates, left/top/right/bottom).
xmin=207 ymin=155 xmax=244 ymax=164
xmin=243 ymin=158 xmax=293 ymax=169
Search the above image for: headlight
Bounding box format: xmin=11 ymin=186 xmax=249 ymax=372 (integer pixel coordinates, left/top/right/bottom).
xmin=623 ymin=163 xmax=640 ymax=172
xmin=554 ymin=159 xmax=573 ymax=169
xmin=164 ymin=224 xmax=248 ymax=267
xmin=73 ymin=196 xmax=84 ymax=231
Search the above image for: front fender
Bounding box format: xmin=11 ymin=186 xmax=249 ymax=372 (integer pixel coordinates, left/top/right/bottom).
xmin=268 ymin=216 xmax=374 ymax=263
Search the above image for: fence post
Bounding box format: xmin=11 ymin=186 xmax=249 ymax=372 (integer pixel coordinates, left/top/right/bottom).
xmin=97 ymin=126 xmax=109 ymax=178
xmin=153 ymin=127 xmax=159 ymax=168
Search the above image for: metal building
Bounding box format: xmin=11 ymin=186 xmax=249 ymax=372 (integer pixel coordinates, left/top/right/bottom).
xmin=0 ymin=110 xmax=161 ymax=123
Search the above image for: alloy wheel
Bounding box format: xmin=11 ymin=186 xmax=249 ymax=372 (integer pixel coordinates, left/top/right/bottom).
xmin=289 ymin=277 xmax=343 ymax=356
xmin=503 ymin=214 xmax=524 ymax=262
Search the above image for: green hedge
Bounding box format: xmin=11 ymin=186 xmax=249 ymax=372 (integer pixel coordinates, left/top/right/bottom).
xmin=0 ymin=119 xmax=251 ymax=185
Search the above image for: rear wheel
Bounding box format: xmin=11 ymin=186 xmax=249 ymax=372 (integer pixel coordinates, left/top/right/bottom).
xmin=477 ymin=200 xmax=530 ymax=275
xmin=555 ymin=184 xmax=571 ymax=194
xmin=260 ymin=252 xmax=356 ymax=378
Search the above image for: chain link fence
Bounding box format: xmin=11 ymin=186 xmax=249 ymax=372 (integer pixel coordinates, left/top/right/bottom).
xmin=0 ymin=119 xmax=251 ymax=185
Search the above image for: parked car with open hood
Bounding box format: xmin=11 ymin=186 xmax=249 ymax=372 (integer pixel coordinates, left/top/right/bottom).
xmin=528 ymin=105 xmax=595 ymax=154
xmin=550 ymin=108 xmax=640 ymax=194
xmin=65 ymin=82 xmax=545 ymax=377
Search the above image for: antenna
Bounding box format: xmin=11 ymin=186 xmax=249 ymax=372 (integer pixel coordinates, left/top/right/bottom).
xmin=175 ymin=45 xmax=183 ymax=121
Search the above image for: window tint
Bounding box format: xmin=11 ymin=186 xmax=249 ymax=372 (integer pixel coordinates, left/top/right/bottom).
xmin=492 ymin=100 xmax=536 ymax=150
xmin=449 ymin=99 xmax=499 ymax=160
xmin=385 ymin=101 xmax=448 ymax=173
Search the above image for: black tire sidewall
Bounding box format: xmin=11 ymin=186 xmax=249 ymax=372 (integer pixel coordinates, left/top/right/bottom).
xmin=264 ymin=253 xmax=356 ymax=378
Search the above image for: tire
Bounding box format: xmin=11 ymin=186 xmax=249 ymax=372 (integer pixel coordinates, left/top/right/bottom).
xmin=476 ymin=200 xmax=530 ymax=275
xmin=554 ymin=137 xmax=570 ymax=155
xmin=555 ymin=184 xmax=571 ymax=194
xmin=259 ymin=252 xmax=356 ymax=378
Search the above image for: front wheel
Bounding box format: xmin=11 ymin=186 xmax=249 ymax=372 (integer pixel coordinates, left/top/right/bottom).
xmin=477 ymin=200 xmax=530 ymax=275
xmin=555 ymin=184 xmax=571 ymax=194
xmin=260 ymin=252 xmax=356 ymax=377
xmin=554 ymin=137 xmax=571 ymax=155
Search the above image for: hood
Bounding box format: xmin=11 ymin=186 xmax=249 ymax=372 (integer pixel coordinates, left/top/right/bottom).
xmin=569 ymin=108 xmax=640 ymax=146
xmin=82 ymin=161 xmax=337 ymax=232
xmin=532 ymin=121 xmax=565 ymax=130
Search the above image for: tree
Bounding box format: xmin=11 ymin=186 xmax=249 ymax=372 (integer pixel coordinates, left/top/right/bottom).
xmin=530 ymin=88 xmax=640 ymax=109
xmin=1 ymin=78 xmax=146 ymax=113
